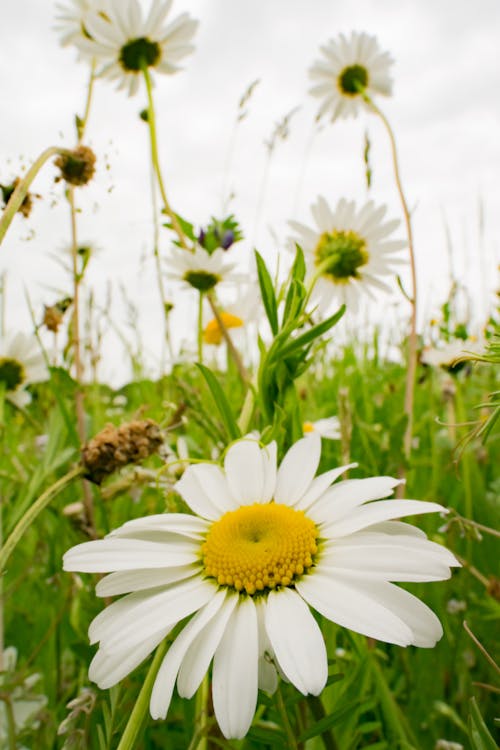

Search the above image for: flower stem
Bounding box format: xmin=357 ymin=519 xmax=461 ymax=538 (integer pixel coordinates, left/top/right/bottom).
xmin=207 ymin=292 xmax=250 ymax=384
xmin=237 ymin=386 xmax=255 ymax=433
xmin=0 ymin=146 xmax=70 ymax=246
xmin=116 ymin=639 xmax=169 ymax=750
xmin=275 ymin=685 xmax=298 ymax=750
xmin=68 ymin=187 xmax=96 ymax=536
xmin=198 ymin=292 xmax=204 ymax=364
xmin=365 ymin=96 xmax=418 ymax=470
xmin=307 ymin=695 xmax=339 ymax=750
xmin=0 ymin=465 xmax=84 ymax=572
xmin=77 ymin=63 xmax=96 ymax=144
xmin=142 ymin=64 xmax=189 ymax=250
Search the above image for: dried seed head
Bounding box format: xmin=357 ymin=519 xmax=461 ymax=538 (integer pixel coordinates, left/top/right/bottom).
xmin=82 ymin=419 xmax=163 ymax=484
xmin=54 ymin=145 xmax=96 ymax=187
xmin=42 ymin=297 xmax=72 ymax=333
xmin=0 ymin=177 xmax=36 ymax=218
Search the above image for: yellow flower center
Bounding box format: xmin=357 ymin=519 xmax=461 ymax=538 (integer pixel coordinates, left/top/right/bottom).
xmin=303 ymin=421 xmax=315 ymax=433
xmin=0 ymin=357 xmax=25 ymax=391
xmin=203 ymin=312 xmax=244 ymax=345
xmin=315 ymin=229 xmax=369 ymax=283
xmin=202 ymin=503 xmax=318 ymax=595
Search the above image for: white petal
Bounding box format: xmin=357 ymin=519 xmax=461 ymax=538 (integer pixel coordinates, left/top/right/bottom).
xmin=150 ymin=589 xmax=228 ymax=719
xmin=307 ymin=476 xmax=402 ymax=525
xmin=95 ymin=565 xmax=198 ymax=596
xmin=212 ymin=597 xmax=259 ymax=739
xmin=175 ymin=468 xmax=223 ymax=520
xmin=187 ymin=464 xmax=239 ymax=513
xmin=89 ymin=628 xmax=168 ymax=689
xmin=63 ymin=537 xmax=198 ymax=572
xmin=265 ymin=589 xmax=327 ymax=695
xmin=296 ymin=572 xmax=414 ymax=646
xmin=321 ymin=500 xmax=447 ymax=538
xmin=111 ymin=513 xmax=210 ymax=538
xmin=91 ymin=577 xmax=215 ymax=651
xmin=261 ymin=442 xmax=278 ymax=503
xmin=177 ymin=593 xmax=238 ymax=699
xmin=224 ymin=439 xmax=265 ymax=505
xmin=294 ymin=464 xmax=358 ymax=511
xmin=274 ymin=433 xmax=321 ymax=506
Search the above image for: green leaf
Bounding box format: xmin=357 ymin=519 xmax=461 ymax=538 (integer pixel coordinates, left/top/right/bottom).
xmin=282 ymin=278 xmax=306 ymax=328
xmin=291 ymin=243 xmax=306 ymax=282
xmin=196 ymin=363 xmax=241 ymax=441
xmin=255 ymin=250 xmax=279 ymax=335
xmin=298 ymin=698 xmax=371 ymax=742
xmin=468 ymin=697 xmax=498 ymax=750
xmin=280 ymin=305 xmax=345 ymax=358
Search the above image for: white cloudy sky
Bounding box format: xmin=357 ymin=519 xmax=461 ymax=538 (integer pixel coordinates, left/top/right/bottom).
xmin=1 ymin=0 xmax=499 ymax=384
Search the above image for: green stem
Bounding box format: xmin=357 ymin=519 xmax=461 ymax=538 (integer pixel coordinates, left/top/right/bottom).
xmin=307 ymin=695 xmax=339 ymax=750
xmin=193 ymin=674 xmax=209 ymax=750
xmin=237 ymin=386 xmax=255 ymax=434
xmin=0 ymin=694 xmax=17 ymax=750
xmin=77 ymin=63 xmax=96 ymax=144
xmin=116 ymin=639 xmax=169 ymax=750
xmin=142 ymin=64 xmax=189 ymax=250
xmin=275 ymin=685 xmax=298 ymax=750
xmin=207 ymin=292 xmax=249 ymax=384
xmin=0 ymin=465 xmax=84 ymax=572
xmin=365 ymin=95 xmax=418 ymax=468
xmin=198 ymin=292 xmax=204 ymax=364
xmin=0 ymin=146 xmax=70 ymax=246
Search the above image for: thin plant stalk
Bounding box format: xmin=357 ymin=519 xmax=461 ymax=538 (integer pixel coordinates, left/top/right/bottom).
xmin=150 ymin=162 xmax=173 ymax=368
xmin=0 ymin=146 xmax=71 ymax=246
xmin=197 ymin=292 xmax=204 ymax=364
xmin=142 ymin=64 xmax=189 ymax=250
xmin=193 ymin=674 xmax=209 ymax=750
xmin=364 ymin=95 xmax=418 ymax=473
xmin=116 ymin=639 xmax=169 ymax=750
xmin=0 ymin=465 xmax=84 ymax=572
xmin=275 ymin=685 xmax=298 ymax=750
xmin=77 ymin=63 xmax=96 ymax=144
xmin=207 ymin=292 xmax=250 ymax=384
xmin=68 ymin=188 xmax=96 ymax=535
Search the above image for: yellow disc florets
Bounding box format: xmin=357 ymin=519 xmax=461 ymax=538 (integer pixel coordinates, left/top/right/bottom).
xmin=202 ymin=502 xmax=319 ymax=595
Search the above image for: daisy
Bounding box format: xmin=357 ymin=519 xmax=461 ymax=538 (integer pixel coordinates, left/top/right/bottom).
xmin=54 ymin=0 xmax=99 ymax=49
xmin=63 ymin=433 xmax=459 ymax=740
xmin=289 ymin=196 xmax=406 ymax=313
xmin=309 ymin=31 xmax=393 ymax=121
xmin=168 ymin=245 xmax=236 ymax=293
xmin=203 ymin=282 xmax=259 ymax=345
xmin=303 ymin=416 xmax=341 ymax=440
xmin=421 ymin=338 xmax=484 ymax=370
xmin=0 ymin=332 xmax=49 ymax=408
xmin=75 ymin=0 xmax=198 ymax=96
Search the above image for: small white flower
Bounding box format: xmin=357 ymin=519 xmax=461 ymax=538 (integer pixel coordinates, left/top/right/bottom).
xmin=54 ymin=0 xmax=99 ymax=49
xmin=64 ymin=434 xmax=459 ymax=740
xmin=309 ymin=31 xmax=393 ymax=121
xmin=168 ymin=245 xmax=236 ymax=293
xmin=74 ymin=0 xmax=198 ymax=96
xmin=303 ymin=417 xmax=341 ymax=440
xmin=0 ymin=332 xmax=49 ymax=408
xmin=203 ymin=282 xmax=259 ymax=345
xmin=290 ymin=196 xmax=406 ymax=314
xmin=421 ymin=339 xmax=484 ymax=369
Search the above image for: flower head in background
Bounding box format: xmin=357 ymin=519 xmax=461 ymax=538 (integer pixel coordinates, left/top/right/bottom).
xmin=168 ymin=246 xmax=236 ymax=293
xmin=54 ymin=0 xmax=100 ymax=49
xmin=203 ymin=282 xmax=259 ymax=346
xmin=309 ymin=31 xmax=393 ymax=121
xmin=290 ymin=197 xmax=406 ymax=313
xmin=64 ymin=434 xmax=458 ymax=739
xmin=303 ymin=416 xmax=341 ymax=440
xmin=0 ymin=332 xmax=49 ymax=408
xmin=420 ymin=338 xmax=485 ymax=372
xmin=73 ymin=0 xmax=198 ymax=96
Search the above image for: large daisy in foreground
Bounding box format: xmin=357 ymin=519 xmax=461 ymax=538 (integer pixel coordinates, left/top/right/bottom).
xmin=309 ymin=31 xmax=393 ymax=121
xmin=64 ymin=434 xmax=459 ymax=739
xmin=75 ymin=0 xmax=198 ymax=96
xmin=0 ymin=332 xmax=49 ymax=408
xmin=290 ymin=196 xmax=406 ymax=313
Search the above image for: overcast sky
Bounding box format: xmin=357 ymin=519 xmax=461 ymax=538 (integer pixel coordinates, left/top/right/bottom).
xmin=1 ymin=0 xmax=499 ymax=384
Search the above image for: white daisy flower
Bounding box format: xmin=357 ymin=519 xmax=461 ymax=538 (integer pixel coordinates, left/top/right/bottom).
xmin=0 ymin=332 xmax=49 ymax=408
xmin=75 ymin=0 xmax=198 ymax=96
xmin=303 ymin=416 xmax=341 ymax=440
xmin=420 ymin=338 xmax=485 ymax=369
xmin=289 ymin=196 xmax=406 ymax=313
xmin=54 ymin=0 xmax=100 ymax=49
xmin=168 ymin=246 xmax=236 ymax=293
xmin=64 ymin=434 xmax=459 ymax=740
xmin=309 ymin=31 xmax=393 ymax=121
xmin=203 ymin=282 xmax=259 ymax=345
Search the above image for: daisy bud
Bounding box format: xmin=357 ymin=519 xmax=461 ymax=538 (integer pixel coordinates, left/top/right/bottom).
xmin=54 ymin=145 xmax=96 ymax=187
xmin=82 ymin=419 xmax=163 ymax=485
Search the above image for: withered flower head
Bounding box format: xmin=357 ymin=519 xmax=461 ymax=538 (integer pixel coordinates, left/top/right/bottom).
xmin=54 ymin=145 xmax=96 ymax=187
xmin=82 ymin=419 xmax=163 ymax=484
xmin=0 ymin=177 xmax=36 ymax=218
xmin=42 ymin=297 xmax=73 ymax=333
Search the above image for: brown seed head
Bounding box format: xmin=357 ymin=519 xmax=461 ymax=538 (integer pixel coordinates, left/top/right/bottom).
xmin=43 ymin=305 xmax=64 ymax=333
xmin=0 ymin=177 xmax=36 ymax=218
xmin=82 ymin=419 xmax=163 ymax=484
xmin=54 ymin=145 xmax=96 ymax=187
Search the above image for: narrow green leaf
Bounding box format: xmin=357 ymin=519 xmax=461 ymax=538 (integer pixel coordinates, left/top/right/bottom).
xmin=291 ymin=243 xmax=306 ymax=282
xmin=280 ymin=305 xmax=346 ymax=358
xmin=469 ymin=697 xmax=498 ymax=750
xmin=196 ymin=363 xmax=241 ymax=441
xmin=282 ymin=278 xmax=306 ymax=328
xmin=255 ymin=250 xmax=279 ymax=335
xmin=298 ymin=698 xmax=371 ymax=742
